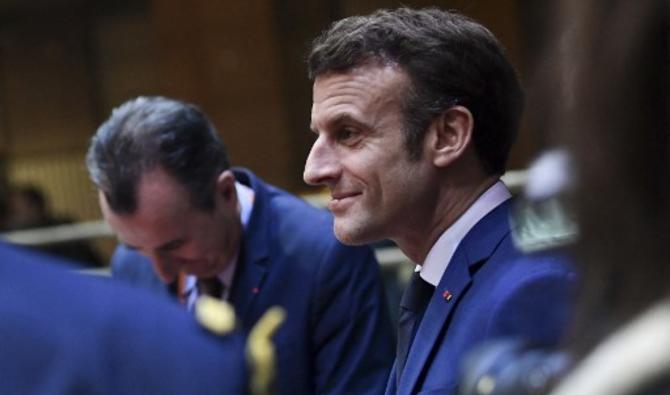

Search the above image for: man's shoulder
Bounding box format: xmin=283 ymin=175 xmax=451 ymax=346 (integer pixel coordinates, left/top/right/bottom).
xmin=460 ymin=198 xmax=574 ymax=278
xmin=265 ymin=191 xmax=376 ymax=266
xmin=245 ymin=171 xmax=339 ymax=247
xmin=0 ymin=242 xmax=248 ymax=394
xmin=455 ymin=211 xmax=575 ymax=317
xmin=269 ymin=192 xmax=333 ymax=238
xmin=483 ymin=234 xmax=575 ymax=288
xmin=111 ymin=245 xmax=152 ymax=273
xmin=236 ymin=167 xmax=332 ymax=230
xmin=237 ymin=168 xmax=378 ymax=273
xmin=110 ymin=245 xmax=172 ymax=295
xmin=467 ymin=238 xmax=575 ymax=331
xmin=1 ymin=242 xmax=178 ymax=325
xmin=264 ymin=188 xmax=379 ymax=280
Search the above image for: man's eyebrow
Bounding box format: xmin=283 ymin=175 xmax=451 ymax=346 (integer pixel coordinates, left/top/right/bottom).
xmin=311 ymin=113 xmax=364 ymax=133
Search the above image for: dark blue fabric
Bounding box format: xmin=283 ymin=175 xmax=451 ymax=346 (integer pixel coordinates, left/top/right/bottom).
xmin=0 ymin=242 xmax=248 ymax=394
xmin=112 ymin=168 xmax=395 ymax=395
xmin=396 ymin=272 xmax=434 ymax=382
xmin=111 ymin=245 xmax=176 ymax=298
xmin=385 ymin=200 xmax=576 ymax=395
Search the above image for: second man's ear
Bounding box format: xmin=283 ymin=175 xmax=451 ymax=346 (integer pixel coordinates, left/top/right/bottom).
xmin=215 ymin=170 xmax=238 ymax=203
xmin=427 ymin=105 xmax=474 ymax=168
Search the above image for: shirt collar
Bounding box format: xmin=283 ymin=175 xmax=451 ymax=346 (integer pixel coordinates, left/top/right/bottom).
xmin=419 ymin=180 xmax=511 ymax=286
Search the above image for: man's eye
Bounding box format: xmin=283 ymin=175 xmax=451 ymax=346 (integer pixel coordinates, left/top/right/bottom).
xmin=337 ymin=128 xmax=358 ymax=143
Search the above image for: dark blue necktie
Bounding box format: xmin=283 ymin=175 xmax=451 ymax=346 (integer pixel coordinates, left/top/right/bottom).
xmin=396 ymin=271 xmax=435 ymax=383
xmin=196 ymin=277 xmax=224 ymax=299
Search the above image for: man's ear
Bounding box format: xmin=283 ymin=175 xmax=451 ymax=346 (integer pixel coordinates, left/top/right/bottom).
xmin=427 ymin=105 xmax=474 ymax=168
xmin=215 ymin=170 xmax=237 ymax=205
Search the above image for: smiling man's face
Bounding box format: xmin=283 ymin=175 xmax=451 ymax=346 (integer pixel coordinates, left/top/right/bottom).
xmin=100 ymin=167 xmax=242 ymax=283
xmin=304 ymin=64 xmax=433 ymax=245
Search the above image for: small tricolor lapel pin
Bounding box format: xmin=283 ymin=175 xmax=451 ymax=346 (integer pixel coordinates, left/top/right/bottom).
xmin=442 ymin=290 xmax=453 ymax=301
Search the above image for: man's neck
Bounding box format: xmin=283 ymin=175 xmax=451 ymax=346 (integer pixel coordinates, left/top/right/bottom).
xmin=394 ymin=174 xmax=500 ymax=263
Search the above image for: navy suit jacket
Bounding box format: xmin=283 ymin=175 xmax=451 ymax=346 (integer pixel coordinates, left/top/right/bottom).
xmin=112 ymin=168 xmax=395 ymax=395
xmin=385 ymin=200 xmax=575 ymax=395
xmin=0 ymin=242 xmax=248 ymax=395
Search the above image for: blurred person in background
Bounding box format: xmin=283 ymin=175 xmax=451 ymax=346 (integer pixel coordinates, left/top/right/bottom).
xmin=458 ymin=1 xmax=670 ymax=394
xmin=550 ymin=0 xmax=670 ymax=393
xmin=3 ymin=184 xmax=103 ymax=267
xmin=0 ymin=237 xmax=254 ymax=395
xmin=5 ymin=185 xmax=54 ymax=230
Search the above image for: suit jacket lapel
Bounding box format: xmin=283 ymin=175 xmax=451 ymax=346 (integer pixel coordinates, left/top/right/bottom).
xmin=229 ymin=169 xmax=271 ymax=326
xmin=384 ymin=362 xmax=399 ymax=395
xmin=397 ymin=200 xmax=513 ymax=395
xmin=397 ymin=248 xmax=472 ymax=395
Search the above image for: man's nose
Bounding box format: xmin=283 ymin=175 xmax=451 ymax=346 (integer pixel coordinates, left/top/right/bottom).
xmin=303 ymin=136 xmax=340 ymax=186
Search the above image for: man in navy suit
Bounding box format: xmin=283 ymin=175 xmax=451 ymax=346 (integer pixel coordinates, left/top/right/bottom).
xmin=304 ymin=8 xmax=575 ymax=394
xmin=86 ymin=96 xmax=394 ymax=395
xmin=0 ymin=241 xmax=249 ymax=394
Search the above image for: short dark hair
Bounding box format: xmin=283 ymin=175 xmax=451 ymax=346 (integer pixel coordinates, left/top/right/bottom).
xmin=86 ymin=96 xmax=230 ymax=214
xmin=308 ymin=7 xmax=523 ymax=174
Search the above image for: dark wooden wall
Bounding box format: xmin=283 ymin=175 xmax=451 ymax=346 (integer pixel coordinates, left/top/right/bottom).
xmin=0 ymin=0 xmax=547 ymax=225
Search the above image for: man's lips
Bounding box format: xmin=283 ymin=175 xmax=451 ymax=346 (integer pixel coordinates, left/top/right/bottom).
xmin=328 ymin=192 xmax=361 ymax=212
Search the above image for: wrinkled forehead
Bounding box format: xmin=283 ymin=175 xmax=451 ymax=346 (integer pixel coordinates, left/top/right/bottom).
xmin=311 ymin=64 xmax=410 ymax=126
xmin=312 ymin=63 xmax=408 ymax=102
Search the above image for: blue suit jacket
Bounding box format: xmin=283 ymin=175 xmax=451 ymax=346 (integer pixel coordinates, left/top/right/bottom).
xmin=0 ymin=242 xmax=248 ymax=395
xmin=385 ymin=200 xmax=575 ymax=395
xmin=112 ymin=168 xmax=395 ymax=395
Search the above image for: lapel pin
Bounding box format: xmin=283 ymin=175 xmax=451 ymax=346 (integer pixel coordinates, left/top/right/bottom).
xmin=442 ymin=290 xmax=453 ymax=301
xmin=252 ymin=287 xmax=260 ymax=294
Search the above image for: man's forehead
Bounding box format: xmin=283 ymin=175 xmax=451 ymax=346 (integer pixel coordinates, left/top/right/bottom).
xmin=99 ymin=189 xmax=184 ymax=252
xmin=311 ymin=64 xmax=408 ymax=129
xmin=312 ymin=63 xmax=407 ymax=102
xmin=98 ymin=168 xmax=191 ymax=224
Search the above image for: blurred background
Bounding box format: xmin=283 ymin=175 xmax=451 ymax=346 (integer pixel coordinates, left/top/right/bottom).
xmin=0 ymin=0 xmax=556 ymax=264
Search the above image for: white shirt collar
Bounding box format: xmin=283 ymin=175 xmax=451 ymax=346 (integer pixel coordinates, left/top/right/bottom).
xmin=184 ymin=181 xmax=255 ymax=307
xmin=419 ymin=180 xmax=511 ymax=286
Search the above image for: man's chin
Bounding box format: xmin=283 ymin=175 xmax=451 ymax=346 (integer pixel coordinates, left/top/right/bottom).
xmin=334 ymin=221 xmax=379 ymax=246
